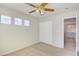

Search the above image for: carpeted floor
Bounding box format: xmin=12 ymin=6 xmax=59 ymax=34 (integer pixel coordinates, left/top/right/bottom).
xmin=4 ymin=38 xmax=76 ymax=56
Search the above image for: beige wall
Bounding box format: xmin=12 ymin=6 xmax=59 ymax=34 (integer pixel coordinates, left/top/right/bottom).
xmin=0 ymin=5 xmax=39 ymax=55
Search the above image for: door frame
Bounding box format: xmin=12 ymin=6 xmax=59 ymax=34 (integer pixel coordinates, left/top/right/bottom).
xmin=64 ymin=17 xmax=76 ymax=48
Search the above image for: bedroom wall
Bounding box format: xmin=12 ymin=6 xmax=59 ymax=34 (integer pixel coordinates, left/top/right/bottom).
xmin=0 ymin=5 xmax=39 ymax=55
xmin=39 ymin=10 xmax=77 ymax=48
xmin=39 ymin=21 xmax=53 ymax=45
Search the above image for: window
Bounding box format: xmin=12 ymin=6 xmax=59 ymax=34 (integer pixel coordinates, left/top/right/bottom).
xmin=1 ymin=15 xmax=11 ymax=24
xmin=15 ymin=18 xmax=22 ymax=26
xmin=24 ymin=20 xmax=30 ymax=26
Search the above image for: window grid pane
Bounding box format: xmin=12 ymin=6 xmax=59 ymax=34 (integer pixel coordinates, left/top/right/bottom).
xmin=24 ymin=20 xmax=30 ymax=26
xmin=1 ymin=15 xmax=11 ymax=24
xmin=15 ymin=18 xmax=22 ymax=26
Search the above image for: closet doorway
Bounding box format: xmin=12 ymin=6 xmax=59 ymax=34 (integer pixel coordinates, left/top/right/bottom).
xmin=64 ymin=18 xmax=76 ymax=55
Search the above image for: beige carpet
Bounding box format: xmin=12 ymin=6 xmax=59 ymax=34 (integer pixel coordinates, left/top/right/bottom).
xmin=4 ymin=38 xmax=76 ymax=56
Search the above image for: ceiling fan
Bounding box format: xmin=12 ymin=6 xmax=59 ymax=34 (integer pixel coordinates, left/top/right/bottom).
xmin=26 ymin=3 xmax=55 ymax=15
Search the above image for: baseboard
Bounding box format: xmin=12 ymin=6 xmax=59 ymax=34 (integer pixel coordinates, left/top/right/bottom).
xmin=2 ymin=41 xmax=39 ymax=56
xmin=40 ymin=41 xmax=64 ymax=48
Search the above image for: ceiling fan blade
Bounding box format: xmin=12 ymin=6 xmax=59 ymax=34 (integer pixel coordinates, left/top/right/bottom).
xmin=39 ymin=3 xmax=48 ymax=7
xmin=44 ymin=8 xmax=55 ymax=12
xmin=29 ymin=10 xmax=36 ymax=13
xmin=26 ymin=3 xmax=37 ymax=8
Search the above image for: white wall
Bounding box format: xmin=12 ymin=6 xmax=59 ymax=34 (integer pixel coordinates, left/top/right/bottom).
xmin=0 ymin=5 xmax=77 ymax=55
xmin=40 ymin=15 xmax=64 ymax=48
xmin=40 ymin=21 xmax=53 ymax=45
xmin=0 ymin=5 xmax=39 ymax=55
xmin=39 ymin=10 xmax=77 ymax=48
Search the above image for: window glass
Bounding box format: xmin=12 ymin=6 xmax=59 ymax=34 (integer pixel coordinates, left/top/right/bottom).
xmin=15 ymin=18 xmax=22 ymax=26
xmin=1 ymin=15 xmax=11 ymax=24
xmin=24 ymin=20 xmax=30 ymax=26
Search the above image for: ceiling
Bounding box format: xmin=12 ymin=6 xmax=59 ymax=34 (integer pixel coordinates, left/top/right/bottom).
xmin=0 ymin=3 xmax=79 ymax=18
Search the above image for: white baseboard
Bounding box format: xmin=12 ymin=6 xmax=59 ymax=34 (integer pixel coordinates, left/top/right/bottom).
xmin=40 ymin=41 xmax=64 ymax=48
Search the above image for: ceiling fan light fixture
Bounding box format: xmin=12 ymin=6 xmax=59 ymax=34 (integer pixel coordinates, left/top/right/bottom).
xmin=36 ymin=10 xmax=39 ymax=12
xmin=26 ymin=3 xmax=55 ymax=15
